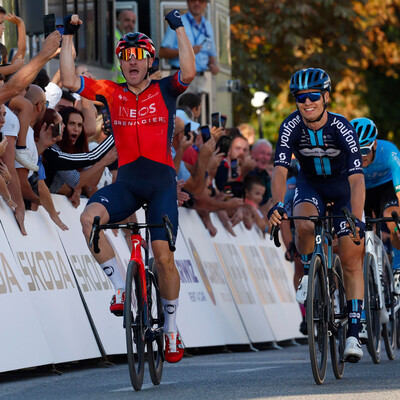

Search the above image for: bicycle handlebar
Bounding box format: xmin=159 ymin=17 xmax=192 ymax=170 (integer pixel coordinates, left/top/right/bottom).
xmin=270 ymin=207 xmax=358 ymax=247
xmin=365 ymin=211 xmax=400 ymax=231
xmin=88 ymin=214 xmax=176 ymax=254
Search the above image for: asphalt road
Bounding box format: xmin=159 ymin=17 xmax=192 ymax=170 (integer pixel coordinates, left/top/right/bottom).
xmin=1 ymin=342 xmax=399 ymax=400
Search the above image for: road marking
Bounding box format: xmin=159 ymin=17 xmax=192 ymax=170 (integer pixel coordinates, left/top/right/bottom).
xmin=112 ymin=381 xmax=176 ymax=392
xmin=229 ymin=366 xmax=280 ymax=373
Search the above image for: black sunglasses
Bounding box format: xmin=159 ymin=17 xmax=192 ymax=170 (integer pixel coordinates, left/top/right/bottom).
xmin=294 ymin=92 xmax=323 ymax=103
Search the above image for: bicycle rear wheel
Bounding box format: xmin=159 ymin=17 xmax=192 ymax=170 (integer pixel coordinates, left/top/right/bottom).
xmin=381 ymin=253 xmax=396 ymax=360
xmin=124 ymin=260 xmax=146 ymax=391
xmin=306 ymin=254 xmax=328 ymax=385
xmin=329 ymin=254 xmax=346 ymax=379
xmin=364 ymin=253 xmax=381 ymax=364
xmin=147 ymin=258 xmax=164 ymax=385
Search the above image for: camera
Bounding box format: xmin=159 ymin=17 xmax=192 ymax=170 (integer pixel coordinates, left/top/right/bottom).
xmin=216 ymin=135 xmax=231 ymax=157
xmin=200 ymin=125 xmax=211 ymax=143
xmin=226 ymin=79 xmax=241 ymax=93
xmin=101 ymin=107 xmax=113 ymax=136
xmin=231 ymin=159 xmax=239 ymax=179
xmin=211 ymin=112 xmax=221 ymax=128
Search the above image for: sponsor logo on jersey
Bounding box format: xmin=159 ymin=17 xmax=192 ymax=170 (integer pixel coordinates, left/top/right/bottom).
xmin=99 ymin=196 xmax=109 ymax=203
xmin=280 ymin=114 xmax=301 ymax=148
xmin=298 ymin=147 xmax=340 ymax=157
xmin=331 ymin=117 xmax=358 ymax=154
xmin=114 ymin=103 xmax=166 ymax=126
xmin=279 ymin=153 xmax=286 ymax=161
xmin=354 ymin=159 xmax=361 ymax=168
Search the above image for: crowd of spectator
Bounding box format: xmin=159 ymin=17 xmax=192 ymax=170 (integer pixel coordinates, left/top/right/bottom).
xmin=0 ymin=3 xmax=275 ymax=241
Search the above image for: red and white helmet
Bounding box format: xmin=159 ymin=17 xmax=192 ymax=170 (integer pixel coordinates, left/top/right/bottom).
xmin=115 ymin=32 xmax=156 ymax=58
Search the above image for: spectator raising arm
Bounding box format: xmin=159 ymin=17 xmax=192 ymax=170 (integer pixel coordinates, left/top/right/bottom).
xmin=60 ymin=16 xmax=82 ymax=92
xmin=0 ymin=31 xmax=61 ymax=104
xmin=5 ymin=13 xmax=27 ymax=61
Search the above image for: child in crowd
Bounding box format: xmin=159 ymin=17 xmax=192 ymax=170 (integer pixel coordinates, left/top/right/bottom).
xmin=242 ymin=175 xmax=268 ymax=233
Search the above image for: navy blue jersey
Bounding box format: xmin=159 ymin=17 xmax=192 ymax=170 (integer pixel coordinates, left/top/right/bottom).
xmin=274 ymin=111 xmax=363 ymax=182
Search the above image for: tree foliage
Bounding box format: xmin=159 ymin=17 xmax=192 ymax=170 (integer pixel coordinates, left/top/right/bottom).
xmin=231 ymin=0 xmax=400 ymax=144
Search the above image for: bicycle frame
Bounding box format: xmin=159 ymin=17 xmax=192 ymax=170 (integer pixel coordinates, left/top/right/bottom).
xmin=129 ymin=229 xmax=149 ymax=329
xmin=308 ymin=215 xmax=347 ymax=329
xmin=364 ymin=224 xmax=386 ymax=314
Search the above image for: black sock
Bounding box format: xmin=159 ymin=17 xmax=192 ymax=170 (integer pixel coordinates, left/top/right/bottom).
xmin=16 ymin=145 xmax=26 ymax=149
xmin=347 ymin=299 xmax=363 ymax=339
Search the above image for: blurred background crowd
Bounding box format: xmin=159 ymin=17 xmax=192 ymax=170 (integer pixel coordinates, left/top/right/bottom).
xmin=0 ymin=1 xmax=279 ymax=241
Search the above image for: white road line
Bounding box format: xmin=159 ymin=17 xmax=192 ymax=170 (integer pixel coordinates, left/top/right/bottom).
xmin=228 ymin=366 xmax=280 ymax=373
xmin=112 ymin=381 xmax=177 ymax=392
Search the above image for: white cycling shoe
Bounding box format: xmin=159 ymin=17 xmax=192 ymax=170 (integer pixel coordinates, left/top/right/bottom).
xmin=296 ymin=275 xmax=308 ymax=305
xmin=344 ymin=336 xmax=363 ymax=363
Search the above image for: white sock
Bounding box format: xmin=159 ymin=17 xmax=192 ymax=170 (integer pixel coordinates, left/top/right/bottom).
xmin=162 ymin=298 xmax=179 ymax=333
xmin=100 ymin=257 xmax=125 ymax=290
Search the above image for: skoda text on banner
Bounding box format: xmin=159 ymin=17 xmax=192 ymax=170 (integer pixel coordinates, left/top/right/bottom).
xmin=0 ymin=205 xmax=54 ymax=372
xmin=52 ymin=195 xmax=127 ymax=355
xmin=0 ymin=201 xmax=101 ymax=365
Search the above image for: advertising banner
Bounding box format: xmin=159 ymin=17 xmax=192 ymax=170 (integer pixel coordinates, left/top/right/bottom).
xmin=0 ymin=202 xmax=101 ymax=365
xmin=209 ymin=213 xmax=274 ymax=343
xmin=52 ymin=195 xmax=127 ymax=355
xmin=178 ymin=208 xmax=249 ymax=345
xmin=0 ymin=204 xmax=54 ymax=372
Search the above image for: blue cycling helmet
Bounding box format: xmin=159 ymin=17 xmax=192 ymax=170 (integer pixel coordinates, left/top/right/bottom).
xmin=350 ymin=117 xmax=378 ymax=147
xmin=290 ymin=68 xmax=331 ymax=94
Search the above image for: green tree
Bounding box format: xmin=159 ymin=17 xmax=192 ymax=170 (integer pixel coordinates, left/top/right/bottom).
xmin=231 ymin=0 xmax=367 ymax=143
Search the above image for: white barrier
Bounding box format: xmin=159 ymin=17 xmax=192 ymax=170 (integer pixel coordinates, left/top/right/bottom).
xmin=0 ymin=195 xmax=301 ymax=372
xmin=0 ymin=202 xmax=101 ymax=372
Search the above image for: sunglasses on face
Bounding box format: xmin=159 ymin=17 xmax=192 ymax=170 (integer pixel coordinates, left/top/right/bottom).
xmin=360 ymin=142 xmax=374 ymax=156
xmin=118 ymin=47 xmax=150 ymax=61
xmin=294 ymin=92 xmax=323 ymax=103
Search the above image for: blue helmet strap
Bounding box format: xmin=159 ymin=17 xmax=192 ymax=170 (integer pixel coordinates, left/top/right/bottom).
xmin=297 ymin=92 xmax=328 ymax=124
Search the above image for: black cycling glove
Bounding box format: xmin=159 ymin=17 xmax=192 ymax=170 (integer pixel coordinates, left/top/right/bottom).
xmin=355 ymin=219 xmax=365 ymax=240
xmin=165 ymin=9 xmax=184 ymax=30
xmin=63 ymin=15 xmax=81 ymax=35
xmin=267 ymin=202 xmax=288 ymax=220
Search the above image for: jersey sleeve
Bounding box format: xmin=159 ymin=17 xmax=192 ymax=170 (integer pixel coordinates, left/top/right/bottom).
xmin=385 ymin=142 xmax=400 ymax=192
xmin=336 ymin=118 xmax=363 ymax=176
xmin=163 ymin=71 xmax=190 ymax=97
xmin=43 ymin=135 xmax=114 ymax=170
xmin=274 ymin=113 xmax=300 ymax=169
xmin=76 ymin=76 xmax=116 ymax=103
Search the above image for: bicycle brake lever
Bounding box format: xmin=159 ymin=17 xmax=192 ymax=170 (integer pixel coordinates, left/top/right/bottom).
xmin=162 ymin=214 xmax=176 ymax=252
xmin=89 ymin=216 xmax=101 ymax=254
xmin=341 ymin=207 xmax=360 ymax=245
xmin=391 ymin=211 xmax=400 ymax=232
xmin=270 ymin=224 xmax=281 ymax=247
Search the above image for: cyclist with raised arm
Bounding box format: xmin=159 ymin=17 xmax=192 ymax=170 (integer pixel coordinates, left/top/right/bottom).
xmin=60 ymin=13 xmax=195 ymax=363
xmin=350 ymin=117 xmax=400 ymax=294
xmin=268 ymin=68 xmax=366 ymax=362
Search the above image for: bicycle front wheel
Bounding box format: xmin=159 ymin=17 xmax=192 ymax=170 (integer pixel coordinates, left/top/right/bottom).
xmin=124 ymin=260 xmax=146 ymax=391
xmin=364 ymin=253 xmax=381 ymax=364
xmin=147 ymin=258 xmax=164 ymax=385
xmin=329 ymin=254 xmax=346 ymax=379
xmin=381 ymin=253 xmax=396 ymax=360
xmin=306 ymin=254 xmax=329 ymax=385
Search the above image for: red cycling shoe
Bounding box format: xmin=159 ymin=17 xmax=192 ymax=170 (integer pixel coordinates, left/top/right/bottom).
xmin=164 ymin=332 xmax=184 ymax=363
xmin=110 ymin=289 xmax=125 ymax=316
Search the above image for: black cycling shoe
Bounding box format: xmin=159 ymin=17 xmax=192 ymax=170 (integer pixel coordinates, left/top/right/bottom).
xmin=299 ymin=317 xmax=307 ymax=335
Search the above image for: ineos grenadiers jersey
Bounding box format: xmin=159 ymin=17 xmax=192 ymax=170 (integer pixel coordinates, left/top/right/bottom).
xmin=363 ymin=139 xmax=400 ymax=192
xmin=274 ymin=111 xmax=363 ymax=182
xmin=76 ymin=72 xmax=189 ymax=169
